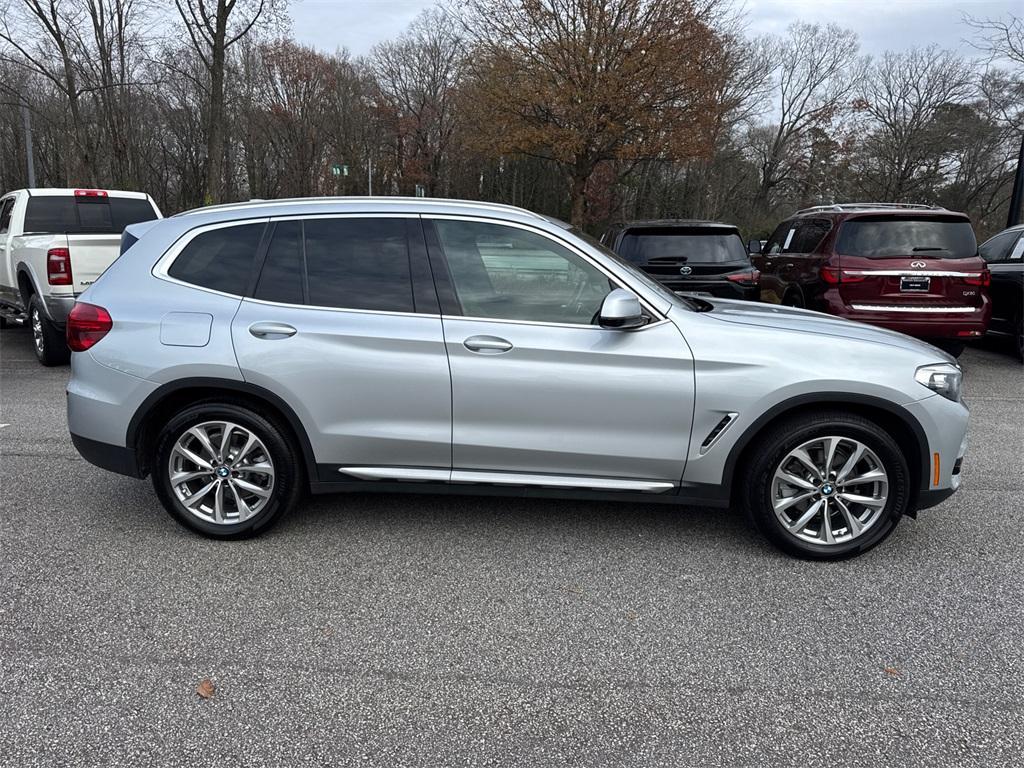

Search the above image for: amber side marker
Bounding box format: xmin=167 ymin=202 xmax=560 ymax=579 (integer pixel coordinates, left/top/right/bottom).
xmin=933 ymin=452 xmax=941 ymax=487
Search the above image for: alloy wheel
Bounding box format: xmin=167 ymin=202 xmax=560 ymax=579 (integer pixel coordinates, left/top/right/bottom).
xmin=168 ymin=420 xmax=275 ymax=524
xmin=770 ymin=435 xmax=889 ymax=546
xmin=30 ymin=306 xmax=44 ymax=357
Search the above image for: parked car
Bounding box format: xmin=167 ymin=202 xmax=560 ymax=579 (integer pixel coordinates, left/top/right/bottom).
xmin=67 ymin=197 xmax=968 ymax=559
xmin=978 ymin=224 xmax=1024 ymax=359
xmin=0 ymin=188 xmax=162 ymax=365
xmin=750 ymin=203 xmax=991 ymax=357
xmin=600 ymin=220 xmax=759 ymax=300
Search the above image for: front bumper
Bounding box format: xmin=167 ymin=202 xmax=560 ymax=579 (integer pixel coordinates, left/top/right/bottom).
xmin=904 ymin=393 xmax=969 ymax=500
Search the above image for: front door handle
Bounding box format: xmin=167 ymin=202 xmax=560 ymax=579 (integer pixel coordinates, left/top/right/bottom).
xmin=249 ymin=321 xmax=297 ymax=339
xmin=463 ymin=335 xmax=512 ymax=354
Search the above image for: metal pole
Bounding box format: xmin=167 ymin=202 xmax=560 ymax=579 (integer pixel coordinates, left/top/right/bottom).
xmin=20 ymin=102 xmax=36 ymax=188
xmin=1007 ymin=132 xmax=1024 ymax=229
xmin=368 ymin=157 xmax=373 ymax=197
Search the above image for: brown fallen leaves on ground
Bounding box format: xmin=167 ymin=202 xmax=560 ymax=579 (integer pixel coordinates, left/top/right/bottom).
xmin=196 ymin=678 xmax=216 ymax=699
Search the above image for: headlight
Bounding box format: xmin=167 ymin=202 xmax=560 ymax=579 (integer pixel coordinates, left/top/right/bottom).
xmin=914 ymin=363 xmax=962 ymax=401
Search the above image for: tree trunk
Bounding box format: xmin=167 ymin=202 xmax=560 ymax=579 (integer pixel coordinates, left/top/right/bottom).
xmin=205 ymin=0 xmax=229 ymax=204
xmin=569 ymin=161 xmax=591 ymax=229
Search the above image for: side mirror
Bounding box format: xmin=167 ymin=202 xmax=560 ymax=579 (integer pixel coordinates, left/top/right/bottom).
xmin=748 ymin=239 xmax=763 ymax=255
xmin=599 ymin=288 xmax=646 ymax=329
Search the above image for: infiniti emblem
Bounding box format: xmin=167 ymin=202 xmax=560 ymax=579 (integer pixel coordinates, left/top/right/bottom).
xmin=679 ymin=266 xmax=692 ymax=275
xmin=910 ymin=261 xmax=927 ymax=268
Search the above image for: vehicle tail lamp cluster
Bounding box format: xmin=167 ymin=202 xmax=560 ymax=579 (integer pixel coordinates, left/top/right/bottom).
xmin=66 ymin=302 xmax=113 ymax=352
xmin=819 ymin=267 xmax=865 ymax=284
xmin=725 ymin=268 xmax=760 ymax=286
xmin=46 ymin=248 xmax=73 ymax=286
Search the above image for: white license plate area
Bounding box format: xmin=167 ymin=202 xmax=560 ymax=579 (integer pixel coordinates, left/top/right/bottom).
xmin=900 ymin=275 xmax=931 ymax=292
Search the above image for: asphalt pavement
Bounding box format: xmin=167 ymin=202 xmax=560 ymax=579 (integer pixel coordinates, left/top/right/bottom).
xmin=1 ymin=324 xmax=1022 ymax=767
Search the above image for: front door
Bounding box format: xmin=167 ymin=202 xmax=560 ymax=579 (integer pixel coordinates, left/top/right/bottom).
xmin=231 ymin=216 xmax=452 ymax=480
xmin=425 ymin=217 xmax=694 ymax=489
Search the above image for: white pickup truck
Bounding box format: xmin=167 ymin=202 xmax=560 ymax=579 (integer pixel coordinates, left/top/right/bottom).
xmin=0 ymin=188 xmax=161 ymax=365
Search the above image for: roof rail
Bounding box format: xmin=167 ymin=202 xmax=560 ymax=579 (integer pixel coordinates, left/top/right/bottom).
xmin=173 ymin=195 xmax=549 ymax=222
xmin=794 ymin=202 xmax=945 ymax=215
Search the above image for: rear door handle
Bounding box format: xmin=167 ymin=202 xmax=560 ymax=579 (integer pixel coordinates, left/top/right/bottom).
xmin=463 ymin=335 xmax=512 ymax=354
xmin=249 ymin=321 xmax=297 ymax=339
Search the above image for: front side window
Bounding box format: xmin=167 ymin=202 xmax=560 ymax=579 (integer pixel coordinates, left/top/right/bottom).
xmin=979 ymin=230 xmax=1018 ymax=263
xmin=168 ymin=223 xmax=264 ymax=295
xmin=765 ymin=221 xmax=792 ymax=255
xmin=0 ymin=199 xmax=14 ymax=233
xmin=836 ymin=216 xmax=977 ymax=259
xmin=434 ymin=219 xmax=615 ymax=325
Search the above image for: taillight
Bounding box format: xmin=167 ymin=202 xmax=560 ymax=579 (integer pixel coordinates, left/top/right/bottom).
xmin=725 ymin=268 xmax=760 ymax=285
xmin=74 ymin=189 xmax=108 ymax=198
xmin=66 ymin=302 xmax=112 ymax=352
xmin=47 ymin=248 xmax=73 ymax=285
xmin=820 ymin=266 xmax=865 ymax=284
xmin=963 ymin=270 xmax=990 ymax=287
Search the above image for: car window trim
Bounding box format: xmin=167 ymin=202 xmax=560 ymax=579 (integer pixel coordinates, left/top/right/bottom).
xmin=421 ymin=213 xmax=666 ymax=324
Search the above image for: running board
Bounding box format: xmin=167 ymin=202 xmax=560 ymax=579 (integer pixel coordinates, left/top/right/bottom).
xmin=337 ymin=466 xmax=674 ymax=493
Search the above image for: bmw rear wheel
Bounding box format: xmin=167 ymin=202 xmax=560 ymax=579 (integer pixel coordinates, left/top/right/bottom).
xmin=743 ymin=411 xmax=910 ymax=559
xmin=153 ymin=402 xmax=302 ymax=538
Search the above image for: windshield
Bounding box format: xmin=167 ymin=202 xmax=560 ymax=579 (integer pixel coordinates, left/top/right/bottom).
xmin=570 ymin=228 xmax=689 ymax=309
xmin=836 ymin=216 xmax=977 ymax=259
xmin=618 ymin=228 xmax=747 ymax=264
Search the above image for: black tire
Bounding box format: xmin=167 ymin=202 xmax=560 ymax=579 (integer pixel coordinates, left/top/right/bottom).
xmin=152 ymin=400 xmax=303 ymax=539
xmin=741 ymin=410 xmax=910 ymax=560
xmin=782 ymin=290 xmax=804 ymax=309
xmin=29 ymin=294 xmax=70 ymax=366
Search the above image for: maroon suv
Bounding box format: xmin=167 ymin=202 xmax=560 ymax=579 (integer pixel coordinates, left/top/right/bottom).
xmin=751 ymin=204 xmax=991 ymax=355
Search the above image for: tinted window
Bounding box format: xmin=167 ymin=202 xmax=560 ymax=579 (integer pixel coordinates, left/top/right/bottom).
xmin=836 ymin=216 xmax=977 ymax=259
xmin=979 ymin=231 xmax=1019 ymax=263
xmin=617 ymin=227 xmax=747 ymax=264
xmin=764 ymin=221 xmax=792 ymax=255
xmin=168 ymin=223 xmax=264 ymax=294
xmin=434 ymin=219 xmax=615 ymax=324
xmin=0 ymin=199 xmax=13 ymax=233
xmin=788 ymin=219 xmax=831 ymax=253
xmin=304 ymin=218 xmax=413 ymax=312
xmin=255 ymin=221 xmax=304 ymax=305
xmin=24 ymin=195 xmax=158 ymax=234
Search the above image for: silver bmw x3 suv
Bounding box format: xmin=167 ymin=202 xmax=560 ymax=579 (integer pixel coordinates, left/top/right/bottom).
xmin=66 ymin=197 xmax=969 ymax=558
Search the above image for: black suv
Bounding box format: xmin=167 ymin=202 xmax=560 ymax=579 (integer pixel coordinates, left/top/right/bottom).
xmin=600 ymin=220 xmax=759 ymax=300
xmin=979 ymin=224 xmax=1024 ymax=359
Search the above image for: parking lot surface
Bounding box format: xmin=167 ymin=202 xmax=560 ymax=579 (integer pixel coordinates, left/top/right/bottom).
xmin=1 ymin=325 xmax=1022 ymax=767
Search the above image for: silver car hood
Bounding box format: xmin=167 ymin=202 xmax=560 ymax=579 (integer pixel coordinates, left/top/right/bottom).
xmin=694 ymin=298 xmax=955 ymax=361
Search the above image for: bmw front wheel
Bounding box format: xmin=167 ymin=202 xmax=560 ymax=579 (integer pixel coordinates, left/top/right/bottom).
xmin=743 ymin=411 xmax=910 ymax=559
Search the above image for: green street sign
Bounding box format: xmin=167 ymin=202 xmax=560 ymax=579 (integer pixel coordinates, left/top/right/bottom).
xmin=330 ymin=163 xmax=342 ymax=177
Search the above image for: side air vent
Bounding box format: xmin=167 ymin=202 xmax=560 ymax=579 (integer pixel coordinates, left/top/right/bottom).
xmin=700 ymin=413 xmax=738 ymax=455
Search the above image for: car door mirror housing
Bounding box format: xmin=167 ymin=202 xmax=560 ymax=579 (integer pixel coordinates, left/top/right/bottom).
xmin=599 ymin=289 xmax=646 ymax=329
xmin=748 ymin=239 xmax=762 ymax=255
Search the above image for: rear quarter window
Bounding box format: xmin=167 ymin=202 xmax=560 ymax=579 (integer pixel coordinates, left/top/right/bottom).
xmin=168 ymin=223 xmax=265 ymax=295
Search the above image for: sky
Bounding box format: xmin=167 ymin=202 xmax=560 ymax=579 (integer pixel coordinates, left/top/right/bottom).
xmin=288 ymin=0 xmax=1019 ymax=58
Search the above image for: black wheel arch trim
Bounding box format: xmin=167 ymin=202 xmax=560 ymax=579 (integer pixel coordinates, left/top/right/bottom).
xmin=126 ymin=377 xmax=319 ymax=484
xmin=721 ymin=392 xmax=930 ymax=495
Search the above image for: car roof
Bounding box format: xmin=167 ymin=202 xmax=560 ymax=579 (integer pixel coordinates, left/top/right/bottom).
xmin=791 ymin=203 xmax=969 ymax=220
xmin=173 ymin=196 xmax=554 ymax=225
xmin=614 ymin=219 xmax=739 ymax=230
xmin=5 ymin=188 xmax=152 ymax=199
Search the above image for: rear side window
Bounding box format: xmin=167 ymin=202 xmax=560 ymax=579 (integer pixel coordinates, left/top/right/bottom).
xmin=24 ymin=195 xmax=158 ymax=234
xmin=168 ymin=223 xmax=264 ymax=295
xmin=617 ymin=227 xmax=747 ymax=264
xmin=303 ymin=218 xmax=413 ymax=312
xmin=837 ymin=216 xmax=977 ymax=259
xmin=255 ymin=221 xmax=304 ymax=305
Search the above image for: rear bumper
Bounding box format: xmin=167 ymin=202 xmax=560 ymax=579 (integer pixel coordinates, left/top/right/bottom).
xmin=71 ymin=432 xmax=142 ymax=478
xmin=821 ymin=291 xmax=991 ymax=340
xmin=43 ymin=294 xmax=76 ymax=325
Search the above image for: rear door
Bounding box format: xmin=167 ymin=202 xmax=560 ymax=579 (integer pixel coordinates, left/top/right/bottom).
xmin=230 ymin=215 xmax=452 ymax=479
xmin=426 ymin=216 xmax=694 ymax=488
xmin=833 ymin=215 xmax=985 ymax=311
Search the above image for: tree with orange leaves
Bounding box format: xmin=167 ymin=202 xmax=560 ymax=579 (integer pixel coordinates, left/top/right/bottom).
xmin=457 ymin=0 xmax=729 ymax=227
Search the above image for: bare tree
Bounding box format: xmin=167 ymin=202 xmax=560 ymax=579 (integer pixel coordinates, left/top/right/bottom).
xmin=173 ymin=0 xmax=277 ymax=203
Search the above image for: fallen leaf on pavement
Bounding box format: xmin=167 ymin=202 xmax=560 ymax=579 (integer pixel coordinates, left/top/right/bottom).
xmin=883 ymin=666 xmax=901 ymax=677
xmin=196 ymin=678 xmax=216 ymax=699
